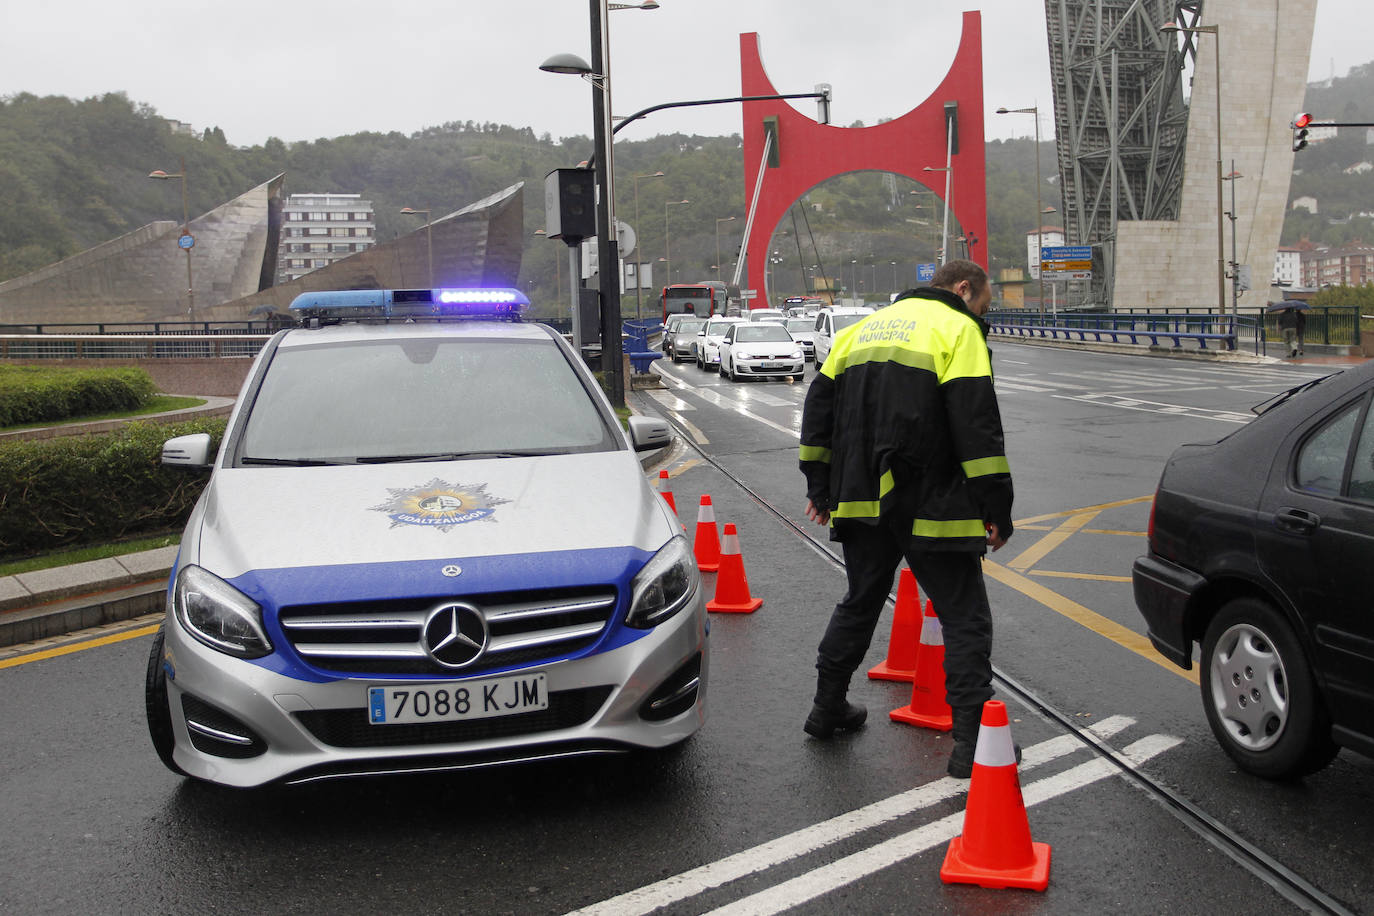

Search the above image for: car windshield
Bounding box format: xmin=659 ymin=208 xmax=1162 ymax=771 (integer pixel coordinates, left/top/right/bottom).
xmin=833 ymin=314 xmax=868 ymax=332
xmin=786 ymin=319 xmax=812 ymax=333
xmin=737 ymin=325 xmax=792 ymax=343
xmin=706 ymin=321 xmax=735 ymax=335
xmin=677 ymin=319 xmax=706 ymax=333
xmin=238 ymin=337 xmax=616 ymax=463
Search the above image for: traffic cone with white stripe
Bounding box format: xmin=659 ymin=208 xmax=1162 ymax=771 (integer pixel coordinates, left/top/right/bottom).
xmin=888 ymin=600 xmax=952 ymax=730
xmin=706 ymin=524 xmax=762 ymax=614
xmin=867 ymin=567 xmax=920 ymax=682
xmin=657 ymin=470 xmax=679 ymax=516
xmin=940 ymin=700 xmax=1051 ymax=891
xmin=693 ymin=495 xmax=721 ymax=572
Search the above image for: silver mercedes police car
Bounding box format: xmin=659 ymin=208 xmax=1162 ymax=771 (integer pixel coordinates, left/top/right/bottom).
xmin=146 ymin=287 xmax=707 ymax=788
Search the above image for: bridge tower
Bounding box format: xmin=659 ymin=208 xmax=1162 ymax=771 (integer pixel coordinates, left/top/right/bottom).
xmin=1046 ymin=0 xmax=1317 ymax=310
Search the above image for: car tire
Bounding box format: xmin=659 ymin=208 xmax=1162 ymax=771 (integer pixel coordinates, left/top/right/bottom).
xmin=1199 ymin=598 xmax=1338 ymax=780
xmin=145 ymin=625 xmax=186 ymax=776
xmin=718 ymin=360 xmax=727 ymax=379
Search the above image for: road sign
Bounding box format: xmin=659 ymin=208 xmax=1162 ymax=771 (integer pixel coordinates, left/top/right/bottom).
xmin=1040 ymin=245 xmax=1091 ymax=274
xmin=177 ymin=233 xmax=195 ymax=250
xmin=740 ymin=289 xmax=758 ymax=299
xmin=917 ymin=263 xmax=936 ymax=282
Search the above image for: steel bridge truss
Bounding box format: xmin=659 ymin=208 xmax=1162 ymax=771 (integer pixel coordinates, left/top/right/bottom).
xmin=1045 ymin=0 xmax=1201 ymax=305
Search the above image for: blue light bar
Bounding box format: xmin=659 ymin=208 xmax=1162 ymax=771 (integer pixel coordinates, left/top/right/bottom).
xmin=288 ymin=288 xmax=530 ymax=319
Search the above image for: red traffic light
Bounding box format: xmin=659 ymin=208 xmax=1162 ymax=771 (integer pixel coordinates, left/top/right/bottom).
xmin=1293 ymin=112 xmax=1312 ymax=129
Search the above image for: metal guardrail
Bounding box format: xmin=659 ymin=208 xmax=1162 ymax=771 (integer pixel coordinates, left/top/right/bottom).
xmin=988 ymin=312 xmax=1240 ymax=351
xmin=0 ymin=334 xmax=271 ymax=360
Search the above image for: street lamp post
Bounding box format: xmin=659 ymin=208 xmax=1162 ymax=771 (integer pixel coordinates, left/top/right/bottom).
xmin=1223 ymin=163 xmax=1244 ymax=313
xmin=715 ymin=216 xmax=736 ymax=284
xmin=539 ymin=0 xmax=660 ymax=409
xmin=996 ymin=105 xmax=1044 ymax=314
xmin=1161 ymin=20 xmax=1226 ymax=316
xmin=630 ymin=171 xmax=664 ymax=320
xmin=665 ymin=199 xmax=688 ymax=286
xmin=399 ymin=207 xmax=433 ymax=288
xmin=148 ymin=156 xmax=194 ymax=322
xmin=922 ymin=166 xmax=953 ymax=265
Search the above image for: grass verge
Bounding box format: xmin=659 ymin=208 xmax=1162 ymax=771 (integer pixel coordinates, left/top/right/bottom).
xmin=0 ymin=395 xmax=208 ymax=433
xmin=0 ymin=534 xmax=181 ymax=578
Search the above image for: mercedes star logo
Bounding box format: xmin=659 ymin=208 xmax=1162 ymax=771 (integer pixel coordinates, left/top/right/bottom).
xmin=441 ymin=564 xmax=463 ymax=578
xmin=422 ymin=603 xmax=488 ymax=669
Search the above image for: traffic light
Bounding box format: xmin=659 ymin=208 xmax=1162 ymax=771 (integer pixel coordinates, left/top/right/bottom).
xmin=1292 ymin=112 xmax=1312 ymax=152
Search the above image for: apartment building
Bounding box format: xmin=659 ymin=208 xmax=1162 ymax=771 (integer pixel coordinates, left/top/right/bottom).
xmin=278 ymin=193 xmax=376 ymax=284
xmin=1300 ymin=245 xmax=1374 ymax=288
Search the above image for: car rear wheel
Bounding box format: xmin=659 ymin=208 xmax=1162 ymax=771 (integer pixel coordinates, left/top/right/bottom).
xmin=145 ymin=625 xmax=186 ymax=776
xmin=1199 ymin=598 xmax=1338 ymax=780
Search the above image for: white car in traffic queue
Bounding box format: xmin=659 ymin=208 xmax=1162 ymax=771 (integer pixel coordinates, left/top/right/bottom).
xmin=745 ymin=308 xmax=787 ymax=324
xmin=784 ymin=317 xmax=817 ymax=361
xmin=695 ymin=316 xmax=745 ymax=370
xmin=147 ymin=287 xmax=707 ymax=788
xmin=717 ymin=321 xmax=806 ymax=382
xmin=812 ymin=306 xmax=875 ymax=369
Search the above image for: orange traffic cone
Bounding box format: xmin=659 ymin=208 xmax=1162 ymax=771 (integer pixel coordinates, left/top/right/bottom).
xmin=657 ymin=470 xmax=679 ymax=516
xmin=693 ymin=495 xmax=721 ymax=572
xmin=868 ymin=568 xmax=921 ymax=681
xmin=940 ymin=700 xmax=1051 ymax=891
xmin=706 ymin=524 xmax=763 ymax=614
xmin=889 ymin=600 xmax=951 ymax=731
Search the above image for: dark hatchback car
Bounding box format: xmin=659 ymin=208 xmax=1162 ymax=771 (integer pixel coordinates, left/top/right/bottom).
xmin=1133 ymin=359 xmax=1374 ymax=780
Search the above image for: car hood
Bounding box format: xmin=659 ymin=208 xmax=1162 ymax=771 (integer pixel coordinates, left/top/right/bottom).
xmin=187 ymin=451 xmax=670 ymax=579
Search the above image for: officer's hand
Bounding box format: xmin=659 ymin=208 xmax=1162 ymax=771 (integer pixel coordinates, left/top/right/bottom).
xmin=985 ymin=522 xmax=1006 ymax=551
xmin=805 ymin=499 xmax=830 ymax=526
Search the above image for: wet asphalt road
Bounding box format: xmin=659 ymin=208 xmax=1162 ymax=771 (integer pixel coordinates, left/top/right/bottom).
xmin=2 ymin=342 xmax=1372 ymax=915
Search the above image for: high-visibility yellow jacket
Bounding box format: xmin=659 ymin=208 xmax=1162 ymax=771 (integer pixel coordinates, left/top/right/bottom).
xmin=798 ymin=287 xmax=1013 ymax=550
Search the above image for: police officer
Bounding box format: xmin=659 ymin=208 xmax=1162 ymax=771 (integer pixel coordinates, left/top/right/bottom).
xmin=798 ymin=259 xmax=1013 ymax=778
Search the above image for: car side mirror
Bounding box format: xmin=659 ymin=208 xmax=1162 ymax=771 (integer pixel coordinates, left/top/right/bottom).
xmin=627 ymin=416 xmax=671 ymax=452
xmin=162 ymin=433 xmax=215 ymax=471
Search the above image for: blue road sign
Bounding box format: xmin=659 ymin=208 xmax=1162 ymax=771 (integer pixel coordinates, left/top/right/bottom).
xmin=917 ymin=263 xmax=936 ymax=282
xmin=1041 ymin=246 xmax=1091 ymax=261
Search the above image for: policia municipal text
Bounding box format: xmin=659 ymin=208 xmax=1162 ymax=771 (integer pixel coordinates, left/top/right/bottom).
xmin=797 ymin=259 xmax=1014 ymax=778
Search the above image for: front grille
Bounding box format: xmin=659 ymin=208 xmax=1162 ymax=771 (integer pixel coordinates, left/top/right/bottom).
xmin=295 ymin=686 xmax=614 ymax=748
xmin=278 ymin=586 xmax=618 ymax=676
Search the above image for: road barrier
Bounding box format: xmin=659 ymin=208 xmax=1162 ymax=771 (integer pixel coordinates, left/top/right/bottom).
xmin=988 ymin=312 xmax=1238 ymax=350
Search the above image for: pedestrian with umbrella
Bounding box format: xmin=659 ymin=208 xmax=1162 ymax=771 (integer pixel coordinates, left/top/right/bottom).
xmin=1272 ymin=300 xmax=1308 ymax=358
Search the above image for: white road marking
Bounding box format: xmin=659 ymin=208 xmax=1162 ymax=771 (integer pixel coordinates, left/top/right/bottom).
xmin=704 ymin=733 xmax=1183 ymax=916
xmin=646 ymin=390 xmax=695 ymax=412
xmin=1053 ymin=393 xmax=1253 ymax=424
xmin=567 ymin=717 xmax=1138 ymax=916
xmin=686 ymin=386 xmax=799 ymax=437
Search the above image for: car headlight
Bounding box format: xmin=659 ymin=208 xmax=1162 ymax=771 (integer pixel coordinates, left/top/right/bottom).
xmin=791 ymin=349 xmax=803 ymax=359
xmin=173 ymin=564 xmax=273 ymax=658
xmin=626 ymin=536 xmax=698 ymax=628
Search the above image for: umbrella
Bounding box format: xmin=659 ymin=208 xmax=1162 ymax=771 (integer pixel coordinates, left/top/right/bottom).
xmin=1266 ymin=300 xmax=1310 ymax=312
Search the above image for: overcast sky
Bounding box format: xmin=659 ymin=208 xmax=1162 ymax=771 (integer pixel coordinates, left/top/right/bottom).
xmin=1 ymin=1 xmax=1367 ymax=148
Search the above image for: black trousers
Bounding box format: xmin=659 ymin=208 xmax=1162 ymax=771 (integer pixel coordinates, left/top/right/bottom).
xmin=816 ymin=519 xmax=995 ymax=710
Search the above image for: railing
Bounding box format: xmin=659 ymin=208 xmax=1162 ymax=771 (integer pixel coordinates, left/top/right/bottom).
xmin=0 ymin=334 xmax=272 ymax=360
xmin=987 ymin=307 xmax=1361 ymax=357
xmin=0 ymin=320 xmax=287 ymax=336
xmin=987 ymin=312 xmax=1240 ymax=351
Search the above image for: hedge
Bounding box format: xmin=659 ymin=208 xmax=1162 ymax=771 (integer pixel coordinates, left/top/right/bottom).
xmin=0 ymin=418 xmax=226 ymax=559
xmin=0 ymin=365 xmax=157 ymax=428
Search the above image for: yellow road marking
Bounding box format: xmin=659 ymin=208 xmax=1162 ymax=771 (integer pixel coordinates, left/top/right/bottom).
xmin=1008 ymin=511 xmax=1097 ymax=571
xmin=1083 ymin=528 xmax=1146 ymax=537
xmin=1014 ymin=494 xmax=1153 ymax=526
xmin=985 ymin=560 xmax=1197 ymax=684
xmin=0 ymin=624 xmax=159 ymax=669
xmin=1029 ymin=569 xmax=1134 ymax=583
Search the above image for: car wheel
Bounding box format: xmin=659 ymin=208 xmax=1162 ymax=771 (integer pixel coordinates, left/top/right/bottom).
xmin=145 ymin=625 xmax=186 ymax=776
xmin=1199 ymin=598 xmax=1338 ymax=780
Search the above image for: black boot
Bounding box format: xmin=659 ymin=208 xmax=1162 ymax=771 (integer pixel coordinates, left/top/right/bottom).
xmin=947 ymin=705 xmax=982 ymax=778
xmin=804 ymin=674 xmax=867 ymax=739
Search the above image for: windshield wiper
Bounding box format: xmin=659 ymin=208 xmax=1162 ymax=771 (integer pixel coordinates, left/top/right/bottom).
xmin=355 ymin=450 xmax=553 ymax=464
xmin=240 ymin=456 xmax=350 ymax=467
xmin=1251 ymin=373 xmax=1337 ymax=416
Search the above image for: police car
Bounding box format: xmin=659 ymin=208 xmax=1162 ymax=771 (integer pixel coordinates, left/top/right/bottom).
xmin=146 ymin=288 xmax=707 ymax=787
